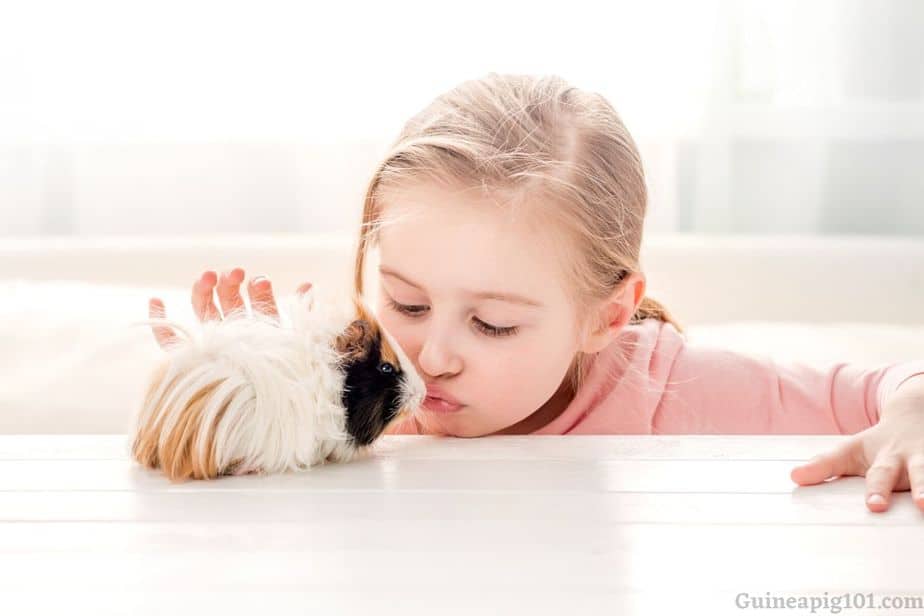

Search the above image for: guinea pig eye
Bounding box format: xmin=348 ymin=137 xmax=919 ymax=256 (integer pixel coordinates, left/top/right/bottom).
xmin=378 ymin=362 xmax=395 ymax=374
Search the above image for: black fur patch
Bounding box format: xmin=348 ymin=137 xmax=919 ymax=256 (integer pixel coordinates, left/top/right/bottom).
xmin=339 ymin=325 xmax=404 ymax=446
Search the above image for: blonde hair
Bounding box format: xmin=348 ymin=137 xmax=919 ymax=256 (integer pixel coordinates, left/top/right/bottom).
xmin=352 ymin=73 xmax=683 ymax=393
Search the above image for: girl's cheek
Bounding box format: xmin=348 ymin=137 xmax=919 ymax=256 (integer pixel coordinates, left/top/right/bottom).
xmin=377 ymin=313 xmax=420 ymax=355
xmin=377 ymin=311 xmax=405 ymax=338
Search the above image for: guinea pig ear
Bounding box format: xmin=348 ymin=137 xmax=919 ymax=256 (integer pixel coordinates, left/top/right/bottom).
xmin=334 ymin=319 xmax=375 ymax=361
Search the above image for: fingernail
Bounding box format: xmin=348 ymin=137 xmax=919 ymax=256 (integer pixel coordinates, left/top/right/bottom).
xmin=252 ymin=276 xmax=268 ymax=285
xmin=867 ymin=494 xmax=886 ymax=505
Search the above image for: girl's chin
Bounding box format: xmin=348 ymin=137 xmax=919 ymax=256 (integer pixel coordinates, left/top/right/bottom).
xmin=451 ymin=417 xmax=521 ymax=438
xmin=417 ymin=406 xmax=528 ymax=438
xmin=417 ymin=411 xmax=493 ymax=438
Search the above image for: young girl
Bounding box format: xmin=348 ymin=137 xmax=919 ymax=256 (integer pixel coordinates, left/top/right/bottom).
xmin=148 ymin=73 xmax=924 ymax=515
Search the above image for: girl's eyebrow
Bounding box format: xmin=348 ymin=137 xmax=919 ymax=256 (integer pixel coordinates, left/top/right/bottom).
xmin=379 ymin=265 xmax=544 ymax=308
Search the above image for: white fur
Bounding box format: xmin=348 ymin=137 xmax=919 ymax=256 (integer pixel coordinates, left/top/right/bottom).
xmin=131 ymin=287 xmax=424 ymax=477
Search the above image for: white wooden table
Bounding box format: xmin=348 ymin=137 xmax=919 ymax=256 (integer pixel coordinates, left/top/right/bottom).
xmin=2 ymin=435 xmax=923 ymax=615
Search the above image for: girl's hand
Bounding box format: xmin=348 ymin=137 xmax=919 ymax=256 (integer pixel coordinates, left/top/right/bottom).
xmin=148 ymin=268 xmax=313 ymax=350
xmin=790 ymin=385 xmax=924 ymax=513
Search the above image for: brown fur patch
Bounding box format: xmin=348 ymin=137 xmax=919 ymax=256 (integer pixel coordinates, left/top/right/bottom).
xmin=333 ymin=319 xmax=373 ymax=361
xmin=333 ymin=295 xmax=378 ymax=362
xmin=334 ymin=294 xmax=399 ymax=366
xmin=131 ymin=358 xmax=237 ymax=483
xmin=131 ymin=357 xmax=173 ymax=471
xmin=377 ymin=326 xmax=399 ymax=367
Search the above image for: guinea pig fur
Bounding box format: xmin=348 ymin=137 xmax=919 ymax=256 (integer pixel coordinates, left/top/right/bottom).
xmin=130 ymin=286 xmax=426 ymax=482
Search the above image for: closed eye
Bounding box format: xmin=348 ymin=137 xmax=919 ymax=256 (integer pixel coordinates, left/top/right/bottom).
xmin=385 ymin=297 xmax=519 ymax=338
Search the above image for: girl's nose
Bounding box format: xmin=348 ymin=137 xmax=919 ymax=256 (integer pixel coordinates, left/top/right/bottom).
xmin=417 ymin=331 xmax=463 ymax=378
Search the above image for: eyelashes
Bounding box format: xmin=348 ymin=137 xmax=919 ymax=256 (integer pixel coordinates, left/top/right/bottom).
xmin=385 ymin=297 xmax=519 ymax=338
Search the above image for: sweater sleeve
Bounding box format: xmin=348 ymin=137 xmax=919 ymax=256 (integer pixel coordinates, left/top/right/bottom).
xmin=653 ymin=343 xmax=924 ymax=435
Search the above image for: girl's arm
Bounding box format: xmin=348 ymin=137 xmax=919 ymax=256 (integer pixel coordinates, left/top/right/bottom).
xmin=653 ymin=341 xmax=924 ymax=435
xmin=653 ymin=335 xmax=924 ymax=512
xmin=789 ymin=370 xmax=924 ymax=513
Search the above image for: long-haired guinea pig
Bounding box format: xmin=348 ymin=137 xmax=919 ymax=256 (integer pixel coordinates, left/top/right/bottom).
xmin=129 ymin=285 xmax=426 ymax=482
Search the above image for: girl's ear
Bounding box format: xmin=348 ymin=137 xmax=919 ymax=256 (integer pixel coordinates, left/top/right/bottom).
xmin=579 ymin=272 xmax=646 ymax=355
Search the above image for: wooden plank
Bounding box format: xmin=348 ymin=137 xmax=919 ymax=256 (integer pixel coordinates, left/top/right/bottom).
xmin=1 ymin=435 xmax=923 ymax=616
xmin=0 ymin=589 xmax=841 ymax=616
xmin=0 ymin=458 xmax=824 ymax=493
xmin=2 ymin=521 xmax=923 ymax=555
xmin=0 ymin=488 xmax=920 ymax=525
xmin=1 ymin=525 xmax=922 ymax=593
xmin=0 ymin=434 xmax=849 ymax=461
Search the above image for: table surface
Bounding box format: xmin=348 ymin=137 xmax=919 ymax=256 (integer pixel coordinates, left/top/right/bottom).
xmin=1 ymin=434 xmax=923 ymax=615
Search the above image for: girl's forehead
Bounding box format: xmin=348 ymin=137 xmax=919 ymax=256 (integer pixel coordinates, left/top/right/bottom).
xmin=377 ymin=181 xmax=555 ymax=241
xmin=375 ymin=187 xmax=574 ymax=303
xmin=379 ymin=179 xmax=545 ymax=220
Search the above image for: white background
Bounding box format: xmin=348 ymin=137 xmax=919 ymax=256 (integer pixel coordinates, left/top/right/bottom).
xmin=1 ymin=0 xmax=922 ymax=237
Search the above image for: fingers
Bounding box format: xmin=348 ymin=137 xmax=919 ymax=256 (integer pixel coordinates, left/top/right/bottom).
xmin=907 ymin=453 xmax=924 ymax=513
xmin=248 ymin=275 xmax=279 ymax=321
xmin=191 ymin=268 xmax=292 ymax=324
xmin=790 ymin=439 xmax=863 ymax=486
xmin=148 ymin=298 xmax=178 ymax=349
xmin=216 ymin=268 xmax=246 ymax=319
xmin=296 ymin=282 xmax=315 ymax=311
xmin=864 ymin=453 xmax=905 ymax=513
xmin=192 ymin=271 xmax=222 ymax=322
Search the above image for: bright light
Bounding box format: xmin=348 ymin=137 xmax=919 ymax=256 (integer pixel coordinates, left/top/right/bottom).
xmin=1 ymin=0 xmax=720 ymax=143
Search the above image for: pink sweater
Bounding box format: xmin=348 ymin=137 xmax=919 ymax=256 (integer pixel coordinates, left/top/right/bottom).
xmin=387 ymin=318 xmax=924 ymax=435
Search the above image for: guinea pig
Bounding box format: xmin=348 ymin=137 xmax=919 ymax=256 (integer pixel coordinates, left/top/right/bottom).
xmin=129 ymin=285 xmax=426 ymax=482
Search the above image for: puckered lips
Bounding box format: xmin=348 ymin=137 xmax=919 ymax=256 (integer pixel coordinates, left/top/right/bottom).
xmin=423 ymin=384 xmax=464 ymax=413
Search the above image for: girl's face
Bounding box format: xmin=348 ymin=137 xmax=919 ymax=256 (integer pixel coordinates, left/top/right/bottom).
xmin=372 ymin=182 xmax=586 ymax=437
